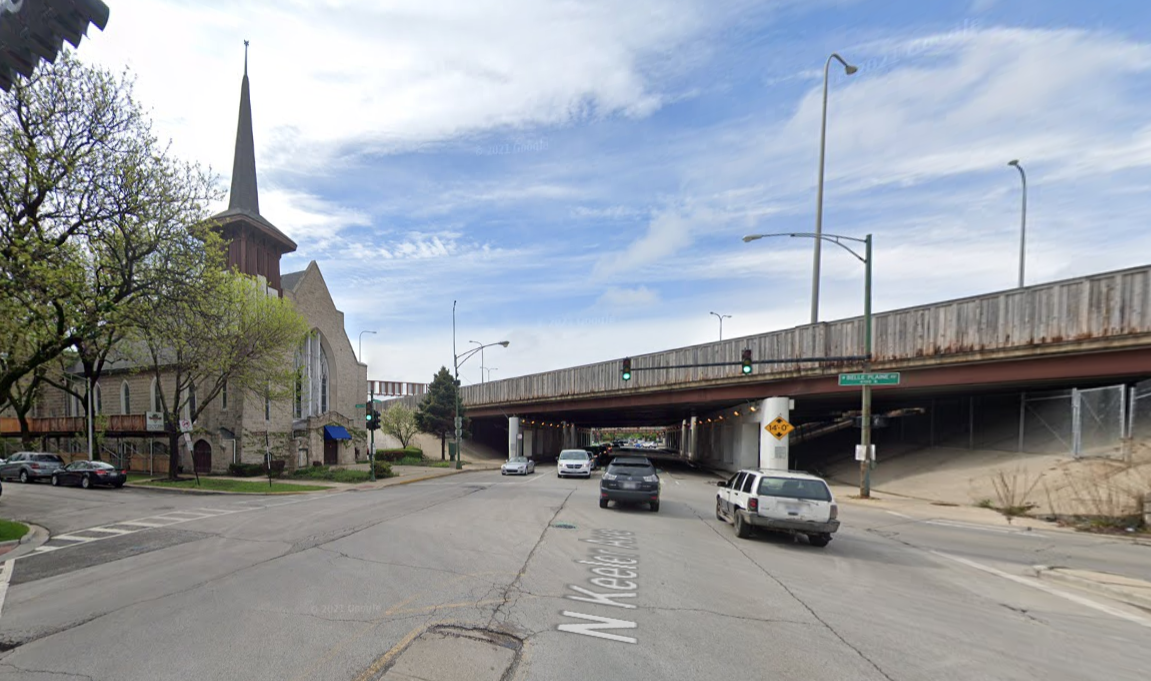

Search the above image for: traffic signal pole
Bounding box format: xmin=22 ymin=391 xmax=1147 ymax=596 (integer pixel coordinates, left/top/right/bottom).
xmin=369 ymin=386 xmax=376 ymax=481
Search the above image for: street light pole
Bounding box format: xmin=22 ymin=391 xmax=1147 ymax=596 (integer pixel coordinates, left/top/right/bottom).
xmin=358 ymin=330 xmax=376 ymax=364
xmin=469 ymin=340 xmax=485 ymax=383
xmin=1008 ymin=160 xmax=1027 ymax=288
xmin=453 ymin=306 xmax=509 ymax=470
xmin=812 ymin=53 xmax=858 ymax=325
xmin=743 ymin=230 xmax=874 ymax=497
xmin=708 ymin=312 xmax=731 ymax=341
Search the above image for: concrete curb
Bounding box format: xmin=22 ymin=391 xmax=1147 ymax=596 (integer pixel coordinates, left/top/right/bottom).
xmin=351 ymin=466 xmax=498 ymax=491
xmin=1033 ymin=566 xmax=1151 ymax=611
xmin=123 ymin=483 xmax=321 ymax=496
xmin=1 ymin=523 xmax=50 ymax=561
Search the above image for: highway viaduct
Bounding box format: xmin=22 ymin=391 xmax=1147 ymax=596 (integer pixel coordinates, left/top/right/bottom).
xmin=462 ymin=264 xmax=1151 ymax=473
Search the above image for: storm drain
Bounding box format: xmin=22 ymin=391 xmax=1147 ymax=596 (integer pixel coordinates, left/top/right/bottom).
xmin=371 ymin=625 xmax=523 ymax=681
xmin=551 ymin=522 xmax=577 ymax=530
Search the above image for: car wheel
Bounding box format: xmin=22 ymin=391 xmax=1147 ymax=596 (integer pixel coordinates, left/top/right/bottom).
xmin=715 ymin=498 xmax=724 ymax=521
xmin=650 ymin=500 xmax=659 ymax=513
xmin=81 ymin=475 xmax=91 ymax=489
xmin=114 ymin=482 xmax=124 ymax=489
xmin=734 ymin=510 xmax=751 ymax=539
xmin=599 ymin=498 xmax=608 ymax=509
xmin=808 ymin=534 xmax=831 ymax=548
xmin=501 ymin=471 xmax=506 ymax=475
xmin=51 ymin=474 xmax=59 ymax=487
xmin=19 ymin=470 xmax=29 ymax=484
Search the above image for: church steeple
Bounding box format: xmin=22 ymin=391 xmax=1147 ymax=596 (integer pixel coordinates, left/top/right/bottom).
xmin=228 ymin=40 xmax=259 ymax=214
xmin=213 ymin=41 xmax=297 ymax=295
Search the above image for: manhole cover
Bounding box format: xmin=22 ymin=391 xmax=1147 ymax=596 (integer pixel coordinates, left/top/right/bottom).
xmin=551 ymin=522 xmax=577 ymax=530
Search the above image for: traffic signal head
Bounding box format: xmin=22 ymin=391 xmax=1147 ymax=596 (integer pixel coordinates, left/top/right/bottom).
xmin=621 ymin=357 xmax=632 ymax=381
xmin=741 ymin=349 xmax=753 ymax=374
xmin=366 ymin=409 xmax=381 ymax=430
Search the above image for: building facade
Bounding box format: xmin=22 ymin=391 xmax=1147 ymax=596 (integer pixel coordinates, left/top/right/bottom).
xmin=2 ymin=55 xmax=369 ymax=472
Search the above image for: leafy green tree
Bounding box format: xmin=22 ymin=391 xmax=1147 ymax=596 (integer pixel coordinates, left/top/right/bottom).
xmin=415 ymin=367 xmax=462 ymax=460
xmin=381 ymin=403 xmax=420 ymax=450
xmin=126 ymin=246 xmax=310 ymax=479
xmin=0 ymin=50 xmax=216 ymax=404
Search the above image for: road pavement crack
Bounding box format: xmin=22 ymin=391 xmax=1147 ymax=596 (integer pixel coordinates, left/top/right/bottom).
xmin=693 ymin=507 xmax=896 ymax=681
xmin=999 ymin=603 xmax=1045 ymax=625
xmin=0 ymin=662 xmax=93 ymax=680
xmin=487 ymin=490 xmax=574 ymax=630
xmin=250 ymin=607 xmax=377 ymax=624
xmin=313 ymin=547 xmax=472 ymax=577
xmin=647 ymin=606 xmax=814 ymax=626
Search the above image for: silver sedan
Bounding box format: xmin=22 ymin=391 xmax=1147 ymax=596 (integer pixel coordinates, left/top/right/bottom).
xmin=501 ymin=456 xmax=536 ymax=475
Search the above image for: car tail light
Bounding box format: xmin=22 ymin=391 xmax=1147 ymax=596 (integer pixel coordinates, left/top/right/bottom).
xmin=30 ymin=463 xmax=41 ymax=469
xmin=748 ymin=497 xmax=759 ymax=513
xmin=830 ymin=504 xmax=838 ymax=520
xmin=96 ymin=470 xmax=108 ymax=476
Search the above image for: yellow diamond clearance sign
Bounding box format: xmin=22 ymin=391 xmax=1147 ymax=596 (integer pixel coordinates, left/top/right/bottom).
xmin=765 ymin=416 xmax=794 ymax=441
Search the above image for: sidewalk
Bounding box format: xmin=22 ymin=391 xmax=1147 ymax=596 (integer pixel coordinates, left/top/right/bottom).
xmin=127 ymin=462 xmax=502 ymax=495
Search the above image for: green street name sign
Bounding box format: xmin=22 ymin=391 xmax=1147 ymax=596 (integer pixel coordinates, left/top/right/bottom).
xmin=355 ymin=403 xmax=366 ymax=409
xmin=839 ymin=372 xmax=901 ymax=386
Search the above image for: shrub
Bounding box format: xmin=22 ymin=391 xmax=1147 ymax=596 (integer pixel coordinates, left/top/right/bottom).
xmin=374 ymin=462 xmax=395 ymax=478
xmin=290 ymin=466 xmax=372 ymax=483
xmin=375 ymin=447 xmax=423 ymax=462
xmin=228 ymin=463 xmax=266 ymax=477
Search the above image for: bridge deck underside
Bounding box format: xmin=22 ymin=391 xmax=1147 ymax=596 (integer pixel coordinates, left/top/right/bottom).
xmin=467 ymin=348 xmax=1151 ymax=428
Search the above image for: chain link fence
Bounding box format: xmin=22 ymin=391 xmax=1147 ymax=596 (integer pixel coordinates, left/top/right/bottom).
xmin=1130 ymin=379 xmax=1151 ymax=442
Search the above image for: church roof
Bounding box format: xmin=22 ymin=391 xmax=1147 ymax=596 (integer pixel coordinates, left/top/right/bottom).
xmin=213 ymin=42 xmax=296 ymax=253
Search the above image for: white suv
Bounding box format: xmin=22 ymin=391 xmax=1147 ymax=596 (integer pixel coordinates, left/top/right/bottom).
xmin=556 ymin=449 xmax=592 ymax=478
xmin=715 ymin=469 xmax=840 ymax=547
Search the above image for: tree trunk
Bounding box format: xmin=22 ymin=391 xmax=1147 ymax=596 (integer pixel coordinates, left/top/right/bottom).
xmin=17 ymin=414 xmax=33 ymax=450
xmin=440 ymin=434 xmax=446 ymax=460
xmin=167 ymin=427 xmax=181 ymax=480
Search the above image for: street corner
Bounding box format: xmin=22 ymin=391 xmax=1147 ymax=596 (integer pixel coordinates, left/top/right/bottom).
xmin=1033 ymin=566 xmax=1151 ymax=612
xmin=0 ymin=522 xmax=50 ymax=561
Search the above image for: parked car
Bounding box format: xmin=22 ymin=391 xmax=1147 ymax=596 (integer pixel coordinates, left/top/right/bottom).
xmin=600 ymin=456 xmax=660 ymax=511
xmin=501 ymin=456 xmax=535 ymax=476
xmin=52 ymin=460 xmax=127 ymax=489
xmin=0 ymin=452 xmax=65 ymax=483
xmin=556 ymin=449 xmax=593 ymax=478
xmin=716 ymin=469 xmax=839 ymax=547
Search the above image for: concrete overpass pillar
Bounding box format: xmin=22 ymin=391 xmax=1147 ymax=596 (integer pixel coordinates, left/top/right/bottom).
xmin=759 ymin=397 xmax=791 ymax=470
xmin=681 ymin=420 xmax=688 ymax=458
xmin=508 ymin=416 xmax=520 ymax=460
xmin=688 ymin=415 xmax=698 ymax=461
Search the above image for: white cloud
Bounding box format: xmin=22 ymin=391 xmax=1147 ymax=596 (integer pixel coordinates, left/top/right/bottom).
xmin=596 ymin=286 xmax=660 ymax=310
xmin=79 ymin=0 xmax=737 ymax=180
xmin=254 ymin=188 xmax=372 ymax=244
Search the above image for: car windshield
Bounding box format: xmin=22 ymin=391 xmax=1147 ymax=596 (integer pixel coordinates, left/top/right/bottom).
xmin=33 ymin=454 xmax=62 ymax=463
xmin=90 ymin=462 xmax=116 ymax=470
xmin=509 ymin=457 xmax=527 ymax=463
xmin=758 ymin=477 xmax=832 ymax=502
xmin=558 ymin=451 xmax=587 ymax=460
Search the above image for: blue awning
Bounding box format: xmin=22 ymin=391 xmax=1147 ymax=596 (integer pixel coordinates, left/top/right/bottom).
xmin=323 ymin=425 xmax=352 ymax=440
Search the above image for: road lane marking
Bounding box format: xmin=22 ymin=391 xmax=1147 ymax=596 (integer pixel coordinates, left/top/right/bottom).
xmin=50 ymin=535 xmax=99 ymax=543
xmin=925 ymin=520 xmax=1046 ymax=537
xmin=931 ymin=551 xmax=1151 ymax=630
xmin=885 ymin=510 xmax=913 ymax=519
xmin=26 ymin=496 xmax=319 ymax=555
xmin=0 ymin=560 xmax=12 ymax=620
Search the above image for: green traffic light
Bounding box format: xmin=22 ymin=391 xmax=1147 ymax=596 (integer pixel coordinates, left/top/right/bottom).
xmin=742 ymin=364 xmax=752 ymax=374
xmin=622 ymin=371 xmax=631 ymax=381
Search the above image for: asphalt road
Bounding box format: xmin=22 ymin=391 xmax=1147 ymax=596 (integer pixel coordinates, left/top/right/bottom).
xmin=0 ymin=463 xmax=1149 ymax=680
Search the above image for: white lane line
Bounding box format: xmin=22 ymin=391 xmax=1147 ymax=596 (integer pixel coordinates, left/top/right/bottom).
xmin=885 ymin=510 xmax=913 ymax=519
xmin=80 ymin=527 xmax=135 ymax=535
xmin=925 ymin=519 xmax=1045 ymax=537
xmin=0 ymin=560 xmax=13 ymax=620
xmin=931 ymin=551 xmax=1151 ymax=630
xmin=117 ymin=520 xmax=169 ymax=528
xmin=50 ymin=535 xmax=98 ymax=544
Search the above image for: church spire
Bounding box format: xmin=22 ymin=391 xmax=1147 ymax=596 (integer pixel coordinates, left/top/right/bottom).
xmin=228 ymin=39 xmax=259 ymax=214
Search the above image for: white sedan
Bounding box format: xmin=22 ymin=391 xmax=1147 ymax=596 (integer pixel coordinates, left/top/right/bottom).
xmin=501 ymin=456 xmax=536 ymax=475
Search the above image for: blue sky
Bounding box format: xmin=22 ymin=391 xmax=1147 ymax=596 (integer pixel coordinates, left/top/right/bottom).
xmin=81 ymin=0 xmax=1151 ymax=386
